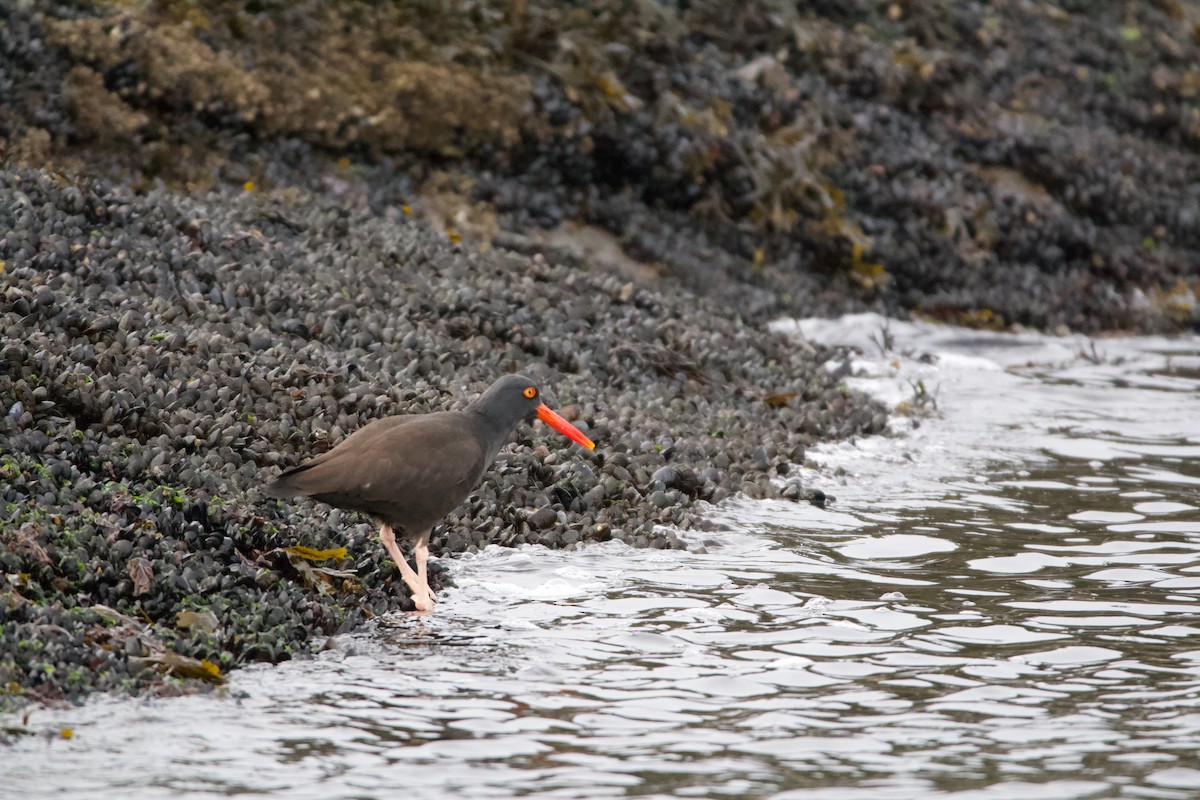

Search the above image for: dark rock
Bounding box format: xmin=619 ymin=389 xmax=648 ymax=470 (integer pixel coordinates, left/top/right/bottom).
xmin=649 ymin=491 xmax=675 ymax=509
xmin=585 ymin=524 xmax=612 ymax=542
xmin=526 ymin=506 xmax=559 ymax=530
xmin=781 ymin=479 xmax=806 ymax=502
xmin=582 ymin=484 xmax=606 ymax=509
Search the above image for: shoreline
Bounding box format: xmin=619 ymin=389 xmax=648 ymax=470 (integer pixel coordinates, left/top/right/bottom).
xmin=3 ymin=0 xmax=1196 ymax=713
xmin=0 ymin=168 xmax=885 ymax=712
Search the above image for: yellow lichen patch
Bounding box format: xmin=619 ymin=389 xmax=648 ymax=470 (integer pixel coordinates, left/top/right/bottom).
xmin=281 ymin=545 xmax=348 ymax=562
xmin=891 ymin=43 xmax=937 ymax=82
xmin=808 ymin=187 xmax=891 ymax=292
xmin=1149 ymin=279 xmax=1199 ymax=325
xmin=1180 ymin=70 xmax=1200 ymax=98
xmin=417 ymin=171 xmax=500 ymax=247
xmin=956 ymin=308 xmax=1008 ymax=331
xmin=199 ymin=660 xmax=222 ymax=682
xmin=61 ymin=66 xmax=149 ymax=144
xmin=47 ymin=15 xmax=270 ymax=118
xmin=280 ymin=550 xmax=358 ymax=596
xmin=848 ymin=242 xmax=889 ymax=292
xmin=679 ymin=98 xmax=731 ymax=139
xmin=46 ymin=6 xmax=530 ymax=162
xmin=763 ymin=392 xmax=798 ymax=407
xmin=144 ymin=650 xmax=226 ymax=684
xmin=175 ymin=610 xmax=220 ymax=633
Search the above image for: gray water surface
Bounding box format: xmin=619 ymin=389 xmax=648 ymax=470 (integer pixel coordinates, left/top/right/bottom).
xmin=6 ymin=315 xmax=1200 ymax=799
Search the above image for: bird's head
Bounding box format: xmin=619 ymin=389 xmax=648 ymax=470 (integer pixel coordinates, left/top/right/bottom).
xmin=473 ymin=374 xmax=595 ymax=450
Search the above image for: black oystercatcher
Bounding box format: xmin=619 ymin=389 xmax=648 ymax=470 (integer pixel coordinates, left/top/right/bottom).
xmin=266 ymin=375 xmax=595 ymax=612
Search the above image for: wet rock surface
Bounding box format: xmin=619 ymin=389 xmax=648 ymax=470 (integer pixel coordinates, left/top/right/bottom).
xmin=0 ymin=168 xmax=885 ymax=708
xmin=2 ymin=1 xmax=1197 ymax=333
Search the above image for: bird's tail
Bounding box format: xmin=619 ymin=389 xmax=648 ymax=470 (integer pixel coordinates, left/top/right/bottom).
xmin=264 ymin=463 xmax=318 ymax=498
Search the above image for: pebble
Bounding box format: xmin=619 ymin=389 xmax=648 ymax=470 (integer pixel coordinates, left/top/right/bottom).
xmin=526 ymin=506 xmax=559 ymax=530
xmin=649 ymin=491 xmax=674 ymax=509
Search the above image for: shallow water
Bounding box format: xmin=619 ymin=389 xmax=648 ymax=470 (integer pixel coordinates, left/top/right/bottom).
xmin=6 ymin=315 xmax=1200 ymax=799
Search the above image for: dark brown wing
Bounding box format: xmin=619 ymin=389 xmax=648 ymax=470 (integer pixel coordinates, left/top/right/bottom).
xmin=266 ymin=411 xmax=488 ymax=532
xmin=266 ymin=415 xmax=421 ymax=496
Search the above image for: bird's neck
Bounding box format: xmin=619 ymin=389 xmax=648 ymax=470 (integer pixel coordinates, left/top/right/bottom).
xmin=465 ymin=405 xmax=517 ymax=459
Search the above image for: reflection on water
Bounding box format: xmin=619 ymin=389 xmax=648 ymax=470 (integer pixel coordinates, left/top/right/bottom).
xmin=6 ymin=315 xmax=1200 ymax=799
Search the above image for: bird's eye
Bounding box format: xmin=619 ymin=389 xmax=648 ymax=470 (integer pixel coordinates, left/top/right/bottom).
xmin=523 ymin=387 xmax=537 ymax=399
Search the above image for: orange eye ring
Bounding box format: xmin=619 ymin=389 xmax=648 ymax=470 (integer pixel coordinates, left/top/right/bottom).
xmin=523 ymin=387 xmax=537 ymax=399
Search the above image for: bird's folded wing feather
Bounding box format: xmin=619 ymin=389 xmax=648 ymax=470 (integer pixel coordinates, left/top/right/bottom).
xmin=266 ymin=414 xmax=485 ymax=504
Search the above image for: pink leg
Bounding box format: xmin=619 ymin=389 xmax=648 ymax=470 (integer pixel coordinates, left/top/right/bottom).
xmin=379 ymin=524 xmax=434 ymax=613
xmin=413 ymin=529 xmax=435 ymax=601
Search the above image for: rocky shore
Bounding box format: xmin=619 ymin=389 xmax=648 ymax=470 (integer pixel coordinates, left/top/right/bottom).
xmin=2 ymin=0 xmax=1197 ymax=712
xmin=4 ymin=1 xmax=1196 ymax=333
xmin=0 ymin=168 xmax=885 ymax=709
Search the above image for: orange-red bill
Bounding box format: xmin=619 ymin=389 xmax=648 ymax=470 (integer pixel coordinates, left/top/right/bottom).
xmin=536 ymin=404 xmax=596 ymax=450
